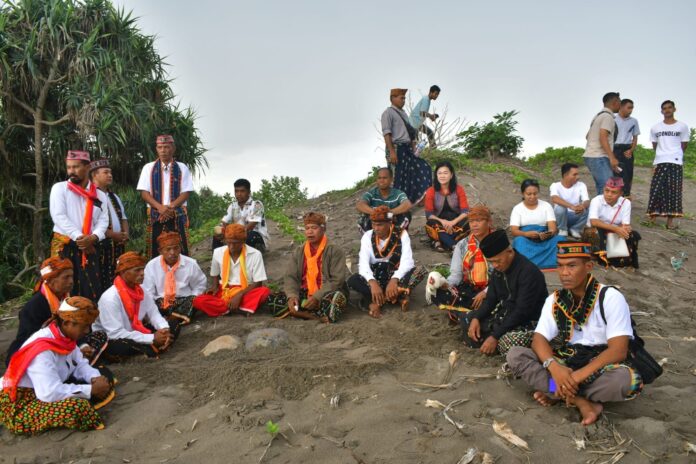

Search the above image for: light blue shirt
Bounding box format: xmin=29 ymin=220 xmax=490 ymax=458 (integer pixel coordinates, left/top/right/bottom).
xmin=614 ymin=115 xmax=640 ymax=145
xmin=410 ymin=95 xmax=431 ymax=128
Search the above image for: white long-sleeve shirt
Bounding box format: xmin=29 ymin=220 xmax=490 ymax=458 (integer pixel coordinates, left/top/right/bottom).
xmin=49 ymin=181 xmax=109 ymax=241
xmin=358 ymin=229 xmax=414 ymax=282
xmin=142 ymin=254 xmax=208 ymax=299
xmin=94 ymin=285 xmax=169 ymax=345
xmin=136 ymin=161 xmax=194 ymax=206
xmin=0 ymin=326 xmax=100 ymax=402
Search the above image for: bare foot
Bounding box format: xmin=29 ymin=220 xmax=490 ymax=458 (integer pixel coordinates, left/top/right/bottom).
xmin=572 ymin=396 xmax=603 ymax=426
xmin=533 ymin=391 xmax=559 ymax=407
xmin=368 ymin=303 xmax=382 ymax=319
xmin=400 ymin=297 xmax=409 ymax=312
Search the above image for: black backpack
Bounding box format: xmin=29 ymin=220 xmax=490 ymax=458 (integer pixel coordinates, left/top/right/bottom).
xmin=598 ymin=286 xmax=663 ymax=384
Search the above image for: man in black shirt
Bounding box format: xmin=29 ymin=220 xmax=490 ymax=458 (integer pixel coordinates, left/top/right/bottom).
xmin=462 ymin=230 xmax=548 ymax=355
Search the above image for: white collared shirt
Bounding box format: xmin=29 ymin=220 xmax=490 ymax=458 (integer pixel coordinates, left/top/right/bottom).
xmin=535 ymin=286 xmax=634 ymax=346
xmin=142 ymin=254 xmax=208 ymax=299
xmin=210 ymin=244 xmax=267 ymax=285
xmin=358 ymin=229 xmax=414 ymax=282
xmin=94 ymin=285 xmax=169 ymax=344
xmin=0 ymin=326 xmax=100 ymax=402
xmin=588 ymin=195 xmax=631 ymax=226
xmin=136 ymin=160 xmax=194 ymax=206
xmin=221 ymin=197 xmax=270 ymax=246
xmin=49 ymin=181 xmax=110 ymax=241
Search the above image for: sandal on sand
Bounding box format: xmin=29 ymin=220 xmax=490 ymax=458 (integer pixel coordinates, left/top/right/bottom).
xmin=432 ymin=241 xmax=446 ymax=253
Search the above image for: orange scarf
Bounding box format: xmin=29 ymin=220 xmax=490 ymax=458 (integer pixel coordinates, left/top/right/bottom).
xmin=462 ymin=233 xmax=489 ymax=288
xmin=66 ymin=181 xmax=98 ymax=267
xmin=303 ymin=235 xmax=327 ymax=297
xmin=160 ymin=257 xmax=180 ymax=309
xmin=220 ymin=246 xmax=248 ymax=302
xmin=2 ymin=322 xmax=75 ymax=401
xmin=114 ymin=275 xmax=151 ymax=334
xmin=39 ymin=282 xmax=63 ymax=315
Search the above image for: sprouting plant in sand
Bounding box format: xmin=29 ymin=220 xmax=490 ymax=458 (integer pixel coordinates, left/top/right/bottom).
xmin=265 ymin=420 xmax=279 ymax=436
xmin=259 ymin=420 xmax=291 ymax=463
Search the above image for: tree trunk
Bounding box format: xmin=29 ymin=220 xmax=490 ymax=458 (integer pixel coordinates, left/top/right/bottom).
xmin=33 ymin=116 xmax=45 ymax=264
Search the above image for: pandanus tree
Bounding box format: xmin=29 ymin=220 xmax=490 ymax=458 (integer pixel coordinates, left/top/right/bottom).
xmin=0 ymin=0 xmax=206 ymax=286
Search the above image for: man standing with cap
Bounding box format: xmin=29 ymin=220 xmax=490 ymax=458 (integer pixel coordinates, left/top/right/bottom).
xmin=49 ymin=150 xmax=109 ymax=301
xmin=90 ymin=159 xmax=129 ymax=290
xmin=381 ymin=88 xmax=432 ymax=204
xmin=507 ymin=242 xmax=644 ymax=426
xmin=137 ymin=135 xmax=194 ymax=258
xmin=461 ymin=229 xmax=548 ymax=356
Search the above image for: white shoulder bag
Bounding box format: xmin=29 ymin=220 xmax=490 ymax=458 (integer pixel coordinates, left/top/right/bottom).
xmin=605 ymin=199 xmax=629 ymax=258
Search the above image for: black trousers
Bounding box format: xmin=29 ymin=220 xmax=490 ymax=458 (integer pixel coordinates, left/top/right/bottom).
xmin=613 ymin=144 xmax=634 ymax=197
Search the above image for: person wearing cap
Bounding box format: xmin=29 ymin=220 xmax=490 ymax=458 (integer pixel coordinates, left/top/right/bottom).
xmin=143 ymin=231 xmax=207 ymax=324
xmin=90 ymin=159 xmax=129 ymax=290
xmin=461 ymin=229 xmax=548 ymax=356
xmin=381 ymin=88 xmax=432 ymax=204
xmin=94 ymin=252 xmax=173 ymax=359
xmin=587 ymin=177 xmax=640 ymax=268
xmin=425 ymin=205 xmax=493 ymax=323
xmin=0 ymin=296 xmax=112 ymax=435
xmin=267 ymin=212 xmax=348 ymax=323
xmin=212 ymin=178 xmax=270 ymax=253
xmin=136 ymin=135 xmax=194 ymax=258
xmin=347 ymin=206 xmax=427 ymax=319
xmin=356 ymin=167 xmax=412 ymax=234
xmin=193 ymin=224 xmax=270 ymax=317
xmin=5 ymin=258 xmax=107 ymax=367
xmin=49 ymin=150 xmax=110 ymax=301
xmin=507 ymin=242 xmax=643 ymax=426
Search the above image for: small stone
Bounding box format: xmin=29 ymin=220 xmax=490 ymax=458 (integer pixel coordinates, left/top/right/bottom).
xmin=245 ymin=328 xmax=289 ymax=351
xmin=202 ymin=335 xmax=242 ymax=356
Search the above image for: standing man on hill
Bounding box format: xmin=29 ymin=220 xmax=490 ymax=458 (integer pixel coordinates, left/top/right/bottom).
xmin=49 ymin=150 xmax=109 ymax=301
xmin=137 ymin=135 xmax=194 ymax=258
xmin=614 ymin=99 xmax=640 ymax=198
xmin=90 ymin=159 xmax=129 ymax=290
xmin=410 ymin=85 xmax=440 ymax=148
xmin=381 ymin=88 xmax=432 ymax=204
xmin=583 ymin=92 xmax=621 ymax=196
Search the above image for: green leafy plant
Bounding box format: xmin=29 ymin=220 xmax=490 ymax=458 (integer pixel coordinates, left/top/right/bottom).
xmin=257 ymin=176 xmax=307 ymax=211
xmin=454 ymin=110 xmax=524 ymax=160
xmin=265 ymin=420 xmax=279 ymax=436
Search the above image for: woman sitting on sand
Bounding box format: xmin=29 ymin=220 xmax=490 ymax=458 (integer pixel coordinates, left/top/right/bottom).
xmin=0 ymin=297 xmax=113 ymax=435
xmin=510 ymin=179 xmax=563 ymax=270
xmin=424 ymin=161 xmax=470 ymax=252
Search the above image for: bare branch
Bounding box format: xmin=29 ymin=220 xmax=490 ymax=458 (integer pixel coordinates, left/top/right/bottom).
xmin=18 ymin=202 xmax=37 ymax=211
xmin=40 ymin=113 xmax=71 ymax=126
xmin=0 ymin=89 xmax=35 ymax=115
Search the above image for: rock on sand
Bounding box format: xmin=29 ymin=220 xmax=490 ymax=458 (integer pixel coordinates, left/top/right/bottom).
xmin=201 ymin=335 xmax=242 ymax=356
xmin=245 ymin=328 xmax=289 ymax=351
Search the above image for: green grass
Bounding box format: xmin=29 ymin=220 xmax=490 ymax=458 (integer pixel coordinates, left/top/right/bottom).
xmin=267 ymin=209 xmax=305 ymax=243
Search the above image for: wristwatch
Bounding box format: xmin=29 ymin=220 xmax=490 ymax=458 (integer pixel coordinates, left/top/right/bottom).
xmin=542 ymin=357 xmax=556 ymax=370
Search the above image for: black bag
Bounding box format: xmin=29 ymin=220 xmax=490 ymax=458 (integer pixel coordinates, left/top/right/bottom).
xmin=390 ymin=108 xmax=418 ymax=142
xmin=599 ymin=286 xmax=663 ymax=384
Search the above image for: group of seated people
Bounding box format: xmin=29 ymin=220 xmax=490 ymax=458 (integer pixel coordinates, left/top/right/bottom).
xmin=1 ymin=165 xmax=647 ymax=435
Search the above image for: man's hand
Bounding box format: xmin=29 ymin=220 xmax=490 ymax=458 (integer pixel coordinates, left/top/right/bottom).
xmin=471 ymin=291 xmax=486 ymax=310
xmin=610 ymin=156 xmax=620 ymax=172
xmin=615 ymin=225 xmax=630 ymax=240
xmin=90 ymin=376 xmax=111 ymax=400
xmin=227 ymin=293 xmax=243 ymax=311
xmin=480 ymin=336 xmax=498 ymax=355
xmin=116 ymin=231 xmax=129 ymax=244
xmin=385 ymin=278 xmax=399 ymax=301
xmin=76 ymin=234 xmax=96 ymax=250
xmin=303 ymin=296 xmax=320 ymax=310
xmin=467 ymin=318 xmax=481 ymax=342
xmin=287 ymin=297 xmax=300 ymax=314
xmin=370 ymin=280 xmax=385 ymax=306
xmin=624 ymin=149 xmax=633 ymax=159
xmin=389 ymin=149 xmax=398 ymax=165
xmin=80 ymin=345 xmax=96 ymax=360
xmin=573 ymin=204 xmax=585 ymax=214
xmin=153 ymin=329 xmax=171 ymax=348
xmin=548 ymin=362 xmax=579 ymax=399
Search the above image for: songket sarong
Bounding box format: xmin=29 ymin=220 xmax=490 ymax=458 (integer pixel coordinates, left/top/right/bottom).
xmin=99 ymin=238 xmax=124 ymax=292
xmin=266 ymin=288 xmax=347 ymax=323
xmin=347 ymin=264 xmax=428 ymax=305
xmin=154 ymin=295 xmax=196 ymax=325
xmin=50 ymin=233 xmax=103 ymax=301
xmin=647 ymin=163 xmax=683 ymax=218
xmin=0 ymin=387 xmax=103 ymax=435
xmin=586 ymin=228 xmax=641 ymax=269
xmin=387 ymin=143 xmax=432 ymax=204
xmin=424 ymin=219 xmax=469 ymax=250
xmin=147 ymin=207 xmax=190 ymax=259
xmin=511 ymin=225 xmax=564 ymax=270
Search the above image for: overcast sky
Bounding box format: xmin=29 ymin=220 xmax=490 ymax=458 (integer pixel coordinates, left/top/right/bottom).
xmin=115 ymin=0 xmax=696 ymax=197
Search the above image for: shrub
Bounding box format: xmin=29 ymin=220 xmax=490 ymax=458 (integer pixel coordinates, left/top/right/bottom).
xmin=454 ymin=110 xmax=524 ymax=159
xmin=257 ymin=176 xmax=307 ymax=211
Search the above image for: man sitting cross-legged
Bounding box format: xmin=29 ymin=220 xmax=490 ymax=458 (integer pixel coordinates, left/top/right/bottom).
xmin=142 ymin=232 xmax=207 ymax=326
xmin=507 ymin=242 xmax=643 ymax=426
xmin=267 ymin=212 xmax=348 ymax=323
xmin=347 ymin=206 xmax=427 ymax=319
xmin=356 ymin=167 xmax=412 ymax=234
xmin=94 ymin=252 xmax=174 ymax=359
xmin=193 ymin=224 xmax=270 ymax=317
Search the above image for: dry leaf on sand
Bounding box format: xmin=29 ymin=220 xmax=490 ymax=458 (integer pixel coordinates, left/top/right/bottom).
xmin=493 ymin=420 xmax=530 ymax=451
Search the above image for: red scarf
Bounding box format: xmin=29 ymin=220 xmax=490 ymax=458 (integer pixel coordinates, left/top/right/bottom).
xmin=114 ymin=276 xmax=151 ymax=334
xmin=66 ymin=181 xmax=99 ymax=267
xmin=2 ymin=322 xmax=76 ymax=401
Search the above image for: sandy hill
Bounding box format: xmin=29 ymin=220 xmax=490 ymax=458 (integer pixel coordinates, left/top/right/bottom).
xmin=1 ymin=159 xmax=695 ymax=464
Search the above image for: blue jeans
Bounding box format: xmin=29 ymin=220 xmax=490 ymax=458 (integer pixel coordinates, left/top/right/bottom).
xmin=553 ymin=204 xmax=589 ymax=236
xmin=584 ymin=156 xmax=613 ymax=196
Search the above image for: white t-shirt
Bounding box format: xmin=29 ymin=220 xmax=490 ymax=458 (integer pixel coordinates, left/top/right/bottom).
xmin=549 ymin=181 xmax=590 ymax=207
xmin=509 ymin=200 xmax=556 ymax=227
xmin=210 ymin=245 xmax=267 ymax=285
xmin=535 ymin=286 xmax=634 ymax=346
xmin=136 ymin=161 xmax=194 ymax=206
xmin=650 ymin=121 xmax=690 ymax=165
xmin=588 ymin=195 xmax=631 ymax=226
